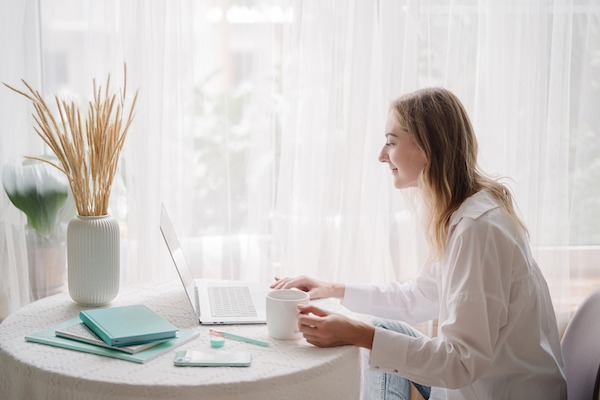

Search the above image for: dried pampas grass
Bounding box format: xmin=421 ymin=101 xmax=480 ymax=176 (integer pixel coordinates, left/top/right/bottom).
xmin=4 ymin=64 xmax=138 ymax=216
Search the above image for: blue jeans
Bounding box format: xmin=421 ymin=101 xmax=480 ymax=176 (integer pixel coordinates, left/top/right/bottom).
xmin=362 ymin=319 xmax=431 ymax=400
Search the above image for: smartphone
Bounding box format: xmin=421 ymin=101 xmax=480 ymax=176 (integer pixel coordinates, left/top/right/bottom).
xmin=173 ymin=350 xmax=252 ymax=367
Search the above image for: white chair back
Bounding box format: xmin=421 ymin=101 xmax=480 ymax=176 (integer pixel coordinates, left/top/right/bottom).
xmin=561 ymin=289 xmax=600 ymax=400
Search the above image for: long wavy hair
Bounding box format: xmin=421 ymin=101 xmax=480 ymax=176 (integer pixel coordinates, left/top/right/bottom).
xmin=390 ymin=87 xmax=528 ymax=260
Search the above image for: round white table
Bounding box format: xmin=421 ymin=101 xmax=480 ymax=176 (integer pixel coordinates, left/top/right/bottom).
xmin=0 ymin=281 xmax=361 ymax=400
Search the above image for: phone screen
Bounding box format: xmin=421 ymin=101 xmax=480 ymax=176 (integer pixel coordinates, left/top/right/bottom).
xmin=174 ymin=350 xmax=252 ymax=367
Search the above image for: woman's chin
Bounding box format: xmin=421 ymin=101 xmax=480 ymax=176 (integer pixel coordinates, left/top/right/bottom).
xmin=393 ymin=181 xmax=406 ymax=189
xmin=393 ymin=178 xmax=417 ymax=190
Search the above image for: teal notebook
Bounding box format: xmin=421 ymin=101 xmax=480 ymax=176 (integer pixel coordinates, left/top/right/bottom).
xmin=80 ymin=304 xmax=178 ymax=346
xmin=25 ymin=318 xmax=199 ymax=364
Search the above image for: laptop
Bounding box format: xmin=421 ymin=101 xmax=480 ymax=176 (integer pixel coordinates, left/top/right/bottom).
xmin=160 ymin=204 xmax=268 ymax=325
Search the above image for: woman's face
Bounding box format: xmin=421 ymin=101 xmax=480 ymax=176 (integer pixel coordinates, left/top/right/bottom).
xmin=378 ymin=113 xmax=427 ymax=189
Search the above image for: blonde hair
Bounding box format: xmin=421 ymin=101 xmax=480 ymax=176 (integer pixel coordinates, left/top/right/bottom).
xmin=390 ymin=87 xmax=528 ymax=260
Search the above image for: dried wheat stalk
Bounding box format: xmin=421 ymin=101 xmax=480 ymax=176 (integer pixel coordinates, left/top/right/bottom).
xmin=4 ymin=64 xmax=138 ymax=216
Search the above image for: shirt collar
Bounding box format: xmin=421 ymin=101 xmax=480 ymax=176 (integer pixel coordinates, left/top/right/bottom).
xmin=448 ymin=190 xmax=500 ymax=228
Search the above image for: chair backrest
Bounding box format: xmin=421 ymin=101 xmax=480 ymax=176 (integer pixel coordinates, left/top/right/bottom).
xmin=594 ymin=362 xmax=600 ymax=400
xmin=561 ymin=289 xmax=600 ymax=400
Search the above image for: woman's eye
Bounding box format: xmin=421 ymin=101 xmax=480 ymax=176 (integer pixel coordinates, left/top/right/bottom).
xmin=385 ymin=142 xmax=394 ymax=147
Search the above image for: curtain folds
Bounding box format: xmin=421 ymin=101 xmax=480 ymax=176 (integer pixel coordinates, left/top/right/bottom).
xmin=1 ymin=0 xmax=599 ymax=332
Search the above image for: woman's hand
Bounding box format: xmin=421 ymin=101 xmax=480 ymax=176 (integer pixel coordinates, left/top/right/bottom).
xmin=270 ymin=276 xmax=345 ymax=300
xmin=297 ymin=305 xmax=375 ymax=349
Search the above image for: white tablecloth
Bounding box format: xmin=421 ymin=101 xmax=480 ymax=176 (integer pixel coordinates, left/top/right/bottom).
xmin=0 ymin=281 xmax=361 ymax=400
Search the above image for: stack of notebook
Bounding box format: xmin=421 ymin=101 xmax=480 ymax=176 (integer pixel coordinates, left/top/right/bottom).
xmin=25 ymin=304 xmax=199 ymax=363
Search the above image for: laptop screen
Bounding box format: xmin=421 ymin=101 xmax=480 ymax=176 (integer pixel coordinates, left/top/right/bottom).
xmin=159 ymin=204 xmax=199 ymax=317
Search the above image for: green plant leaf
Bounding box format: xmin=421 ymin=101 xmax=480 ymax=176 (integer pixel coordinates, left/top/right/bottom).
xmin=2 ymin=158 xmax=69 ymax=237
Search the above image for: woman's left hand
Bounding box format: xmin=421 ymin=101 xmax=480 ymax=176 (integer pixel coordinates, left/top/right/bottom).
xmin=297 ymin=305 xmax=375 ymax=349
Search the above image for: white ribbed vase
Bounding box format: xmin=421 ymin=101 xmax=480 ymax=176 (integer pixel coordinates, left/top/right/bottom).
xmin=67 ymin=215 xmax=120 ymax=306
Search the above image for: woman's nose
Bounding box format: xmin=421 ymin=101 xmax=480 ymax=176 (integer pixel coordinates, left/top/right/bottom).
xmin=378 ymin=147 xmax=388 ymax=163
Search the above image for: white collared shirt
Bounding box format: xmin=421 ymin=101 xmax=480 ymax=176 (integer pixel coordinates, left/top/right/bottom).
xmin=343 ymin=190 xmax=567 ymax=400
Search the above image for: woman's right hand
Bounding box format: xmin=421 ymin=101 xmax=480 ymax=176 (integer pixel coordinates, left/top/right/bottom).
xmin=270 ymin=276 xmax=345 ymax=300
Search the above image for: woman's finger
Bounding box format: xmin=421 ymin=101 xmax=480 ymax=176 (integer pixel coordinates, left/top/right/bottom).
xmin=298 ymin=304 xmax=329 ymax=317
xmin=302 ymin=332 xmax=321 ymax=342
xmin=270 ymin=277 xmax=292 ymax=289
xmin=298 ymin=313 xmax=322 ymax=328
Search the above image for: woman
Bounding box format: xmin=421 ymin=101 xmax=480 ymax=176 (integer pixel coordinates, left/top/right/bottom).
xmin=271 ymin=88 xmax=567 ymax=399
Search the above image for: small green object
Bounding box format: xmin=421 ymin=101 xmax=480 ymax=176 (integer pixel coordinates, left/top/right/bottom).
xmin=210 ymin=337 xmax=225 ymax=348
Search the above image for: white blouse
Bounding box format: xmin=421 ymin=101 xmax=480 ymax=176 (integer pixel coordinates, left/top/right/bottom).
xmin=342 ymin=190 xmax=567 ymax=400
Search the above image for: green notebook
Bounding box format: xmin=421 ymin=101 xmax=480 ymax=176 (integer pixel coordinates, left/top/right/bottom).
xmin=80 ymin=304 xmax=178 ymax=346
xmin=25 ymin=317 xmax=199 ymax=364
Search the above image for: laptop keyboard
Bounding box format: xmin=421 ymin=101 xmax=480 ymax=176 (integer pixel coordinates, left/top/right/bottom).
xmin=208 ymin=286 xmax=258 ymax=318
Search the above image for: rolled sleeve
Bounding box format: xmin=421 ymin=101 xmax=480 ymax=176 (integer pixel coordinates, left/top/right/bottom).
xmin=342 ymin=277 xmax=438 ymax=323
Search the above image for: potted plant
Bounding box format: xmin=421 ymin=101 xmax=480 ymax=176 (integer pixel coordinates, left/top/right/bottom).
xmin=2 ymin=157 xmax=74 ymax=300
xmin=3 ymin=65 xmax=138 ymax=306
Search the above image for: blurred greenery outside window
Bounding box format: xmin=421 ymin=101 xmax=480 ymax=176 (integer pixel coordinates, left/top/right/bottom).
xmin=37 ymin=1 xmax=599 ymax=247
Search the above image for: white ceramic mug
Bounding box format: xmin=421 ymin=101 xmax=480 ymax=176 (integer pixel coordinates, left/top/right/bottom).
xmin=266 ymin=289 xmax=310 ymax=340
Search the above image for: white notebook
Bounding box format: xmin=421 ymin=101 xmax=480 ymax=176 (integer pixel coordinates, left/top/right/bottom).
xmin=55 ymin=322 xmax=170 ymax=354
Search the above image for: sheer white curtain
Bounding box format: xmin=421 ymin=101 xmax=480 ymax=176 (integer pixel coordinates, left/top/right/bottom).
xmin=0 ymin=0 xmax=198 ymax=318
xmin=275 ymin=1 xmax=424 ymax=286
xmin=276 ymin=0 xmax=600 ymax=330
xmin=0 ymin=0 xmax=46 ymax=320
xmin=1 ymin=0 xmax=599 ymax=333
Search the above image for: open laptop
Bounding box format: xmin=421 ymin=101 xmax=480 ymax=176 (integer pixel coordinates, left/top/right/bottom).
xmin=159 ymin=204 xmax=268 ymax=325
